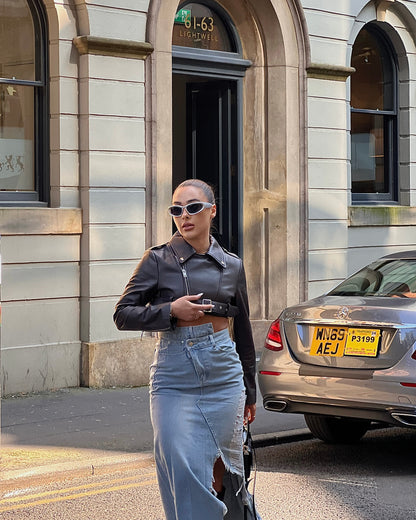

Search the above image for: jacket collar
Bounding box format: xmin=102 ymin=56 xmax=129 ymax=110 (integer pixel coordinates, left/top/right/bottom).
xmin=169 ymin=232 xmax=227 ymax=268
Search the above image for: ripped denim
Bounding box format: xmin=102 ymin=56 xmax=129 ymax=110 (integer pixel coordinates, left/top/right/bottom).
xmin=150 ymin=323 xmax=247 ymax=520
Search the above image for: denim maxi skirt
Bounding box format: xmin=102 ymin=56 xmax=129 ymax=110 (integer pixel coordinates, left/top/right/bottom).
xmin=149 ymin=323 xmax=249 ymax=520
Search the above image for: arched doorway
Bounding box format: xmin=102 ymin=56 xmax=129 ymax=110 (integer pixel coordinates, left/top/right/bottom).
xmin=171 ymin=1 xmax=250 ymax=254
xmin=146 ymin=0 xmax=307 ymax=342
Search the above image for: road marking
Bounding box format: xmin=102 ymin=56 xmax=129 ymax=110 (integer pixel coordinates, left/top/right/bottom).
xmin=319 ymin=477 xmax=376 ymax=488
xmin=1 ymin=472 xmax=156 ymax=503
xmin=0 ymin=474 xmax=157 ymax=512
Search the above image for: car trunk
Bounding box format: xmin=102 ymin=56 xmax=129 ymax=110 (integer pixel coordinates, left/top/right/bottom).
xmin=281 ymin=296 xmax=416 ymax=370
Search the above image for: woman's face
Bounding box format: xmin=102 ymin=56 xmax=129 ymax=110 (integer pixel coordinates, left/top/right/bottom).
xmin=171 ymin=185 xmax=216 ymax=242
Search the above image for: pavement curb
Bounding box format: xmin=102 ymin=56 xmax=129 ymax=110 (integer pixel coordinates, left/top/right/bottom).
xmin=252 ymin=428 xmax=313 ymax=448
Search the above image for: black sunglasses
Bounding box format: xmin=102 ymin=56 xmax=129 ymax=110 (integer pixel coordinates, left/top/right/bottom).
xmin=168 ymin=202 xmax=213 ymax=217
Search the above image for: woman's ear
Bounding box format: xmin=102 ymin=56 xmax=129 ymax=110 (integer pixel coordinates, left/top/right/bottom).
xmin=210 ymin=203 xmax=217 ymax=219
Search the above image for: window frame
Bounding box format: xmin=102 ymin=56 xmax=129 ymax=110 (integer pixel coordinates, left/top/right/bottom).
xmin=0 ymin=0 xmax=49 ymax=207
xmin=350 ymin=23 xmax=398 ymax=205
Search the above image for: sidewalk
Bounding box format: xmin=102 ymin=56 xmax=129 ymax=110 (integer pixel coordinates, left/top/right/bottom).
xmin=0 ymin=386 xmax=311 ymax=487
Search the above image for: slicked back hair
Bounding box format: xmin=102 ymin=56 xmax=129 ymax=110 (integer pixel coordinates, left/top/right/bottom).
xmin=174 ymin=179 xmax=215 ymax=204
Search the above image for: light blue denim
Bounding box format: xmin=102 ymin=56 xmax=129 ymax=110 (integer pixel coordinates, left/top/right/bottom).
xmin=149 ymin=323 xmax=248 ymax=520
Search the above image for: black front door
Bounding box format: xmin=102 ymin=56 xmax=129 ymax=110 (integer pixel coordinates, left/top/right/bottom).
xmin=173 ymin=76 xmax=239 ymax=253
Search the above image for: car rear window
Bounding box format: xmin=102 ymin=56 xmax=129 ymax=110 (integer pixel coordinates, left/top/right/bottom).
xmin=328 ymin=259 xmax=416 ymax=297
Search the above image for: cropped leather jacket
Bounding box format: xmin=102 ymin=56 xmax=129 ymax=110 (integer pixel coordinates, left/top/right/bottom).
xmin=113 ymin=232 xmax=256 ymax=404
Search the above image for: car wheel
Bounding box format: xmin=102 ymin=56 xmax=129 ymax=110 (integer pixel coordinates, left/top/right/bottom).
xmin=304 ymin=414 xmax=370 ymax=443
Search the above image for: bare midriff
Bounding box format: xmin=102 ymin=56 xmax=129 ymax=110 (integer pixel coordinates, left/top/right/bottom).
xmin=176 ymin=314 xmax=229 ymax=332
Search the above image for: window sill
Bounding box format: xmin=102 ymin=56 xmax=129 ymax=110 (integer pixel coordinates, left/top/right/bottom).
xmin=349 ymin=205 xmax=416 ymax=227
xmin=0 ymin=208 xmax=82 ymax=235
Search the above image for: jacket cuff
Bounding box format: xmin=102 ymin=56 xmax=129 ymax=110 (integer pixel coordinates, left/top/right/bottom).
xmin=244 ymin=373 xmax=257 ymax=405
xmin=169 ymin=303 xmax=177 ymax=329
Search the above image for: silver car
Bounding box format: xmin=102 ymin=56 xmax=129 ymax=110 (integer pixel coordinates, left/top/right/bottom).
xmin=258 ymin=250 xmax=416 ymax=443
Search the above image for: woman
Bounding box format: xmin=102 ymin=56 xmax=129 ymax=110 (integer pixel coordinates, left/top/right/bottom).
xmin=114 ymin=179 xmax=257 ymax=519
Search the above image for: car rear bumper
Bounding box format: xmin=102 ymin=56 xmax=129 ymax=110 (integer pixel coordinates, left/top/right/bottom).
xmin=261 ymin=393 xmax=416 ymax=427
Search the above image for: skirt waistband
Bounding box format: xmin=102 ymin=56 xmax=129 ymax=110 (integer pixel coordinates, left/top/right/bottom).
xmin=158 ymin=323 xmax=229 ymax=341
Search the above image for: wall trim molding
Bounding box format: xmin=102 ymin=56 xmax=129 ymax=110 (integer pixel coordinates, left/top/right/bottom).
xmin=349 ymin=205 xmax=416 ymax=227
xmin=73 ymin=36 xmax=154 ymax=60
xmin=307 ymin=63 xmax=355 ymax=81
xmin=0 ymin=208 xmax=82 ymax=235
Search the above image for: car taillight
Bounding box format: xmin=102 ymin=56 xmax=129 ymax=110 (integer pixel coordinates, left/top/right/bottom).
xmin=400 ymin=350 xmax=416 ymax=385
xmin=265 ymin=320 xmax=283 ymax=351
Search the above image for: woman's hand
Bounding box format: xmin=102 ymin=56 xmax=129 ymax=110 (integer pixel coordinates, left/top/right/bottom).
xmin=244 ymin=404 xmax=256 ymax=424
xmin=170 ymin=294 xmax=213 ymax=321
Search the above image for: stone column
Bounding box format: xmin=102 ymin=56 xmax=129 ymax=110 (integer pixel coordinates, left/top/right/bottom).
xmin=73 ymin=37 xmax=155 ymax=387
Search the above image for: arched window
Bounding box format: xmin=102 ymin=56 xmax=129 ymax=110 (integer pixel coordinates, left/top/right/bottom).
xmin=172 ymin=1 xmax=238 ymax=52
xmin=0 ymin=0 xmax=48 ymax=205
xmin=350 ymin=24 xmax=397 ymax=203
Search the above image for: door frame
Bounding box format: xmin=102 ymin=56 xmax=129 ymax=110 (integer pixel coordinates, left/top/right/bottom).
xmin=185 ymin=79 xmax=238 ymax=252
xmin=173 ymin=47 xmax=251 ymax=255
xmin=173 ymin=48 xmax=250 ymax=254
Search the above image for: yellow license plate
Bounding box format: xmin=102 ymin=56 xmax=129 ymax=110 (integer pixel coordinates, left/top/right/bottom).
xmin=344 ymin=328 xmax=380 ymax=357
xmin=310 ymin=326 xmax=380 ymax=357
xmin=310 ymin=326 xmax=347 ymax=357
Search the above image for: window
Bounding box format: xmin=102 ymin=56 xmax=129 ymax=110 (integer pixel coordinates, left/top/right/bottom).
xmin=173 ymin=2 xmax=237 ymax=52
xmin=0 ymin=0 xmax=48 ymax=205
xmin=350 ymin=24 xmax=397 ymax=203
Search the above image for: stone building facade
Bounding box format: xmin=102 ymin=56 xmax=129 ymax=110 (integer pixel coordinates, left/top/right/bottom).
xmin=1 ymin=0 xmax=416 ymax=394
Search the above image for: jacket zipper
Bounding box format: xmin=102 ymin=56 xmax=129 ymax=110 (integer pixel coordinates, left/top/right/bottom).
xmin=181 ymin=265 xmax=190 ymax=295
xmin=168 ymin=244 xmax=191 ymax=296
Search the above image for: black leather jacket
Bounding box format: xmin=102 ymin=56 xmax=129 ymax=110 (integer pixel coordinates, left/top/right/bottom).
xmin=113 ymin=233 xmax=256 ymax=404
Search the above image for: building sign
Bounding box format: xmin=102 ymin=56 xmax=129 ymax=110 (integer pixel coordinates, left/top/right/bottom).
xmin=174 ymin=8 xmax=191 ymax=24
xmin=172 ymin=2 xmax=234 ymax=52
